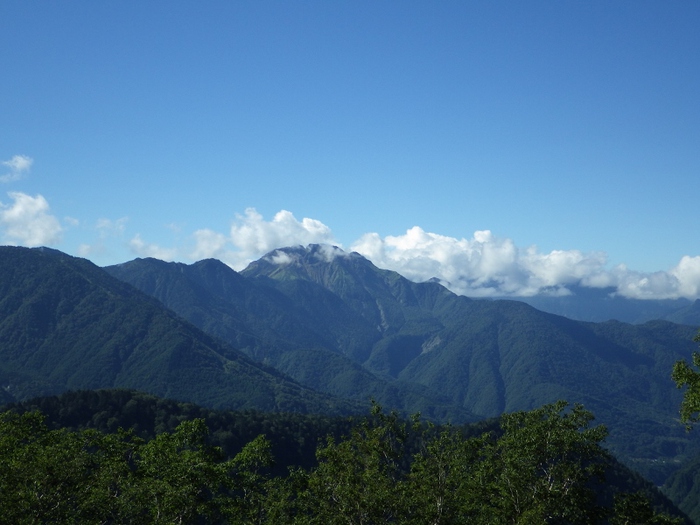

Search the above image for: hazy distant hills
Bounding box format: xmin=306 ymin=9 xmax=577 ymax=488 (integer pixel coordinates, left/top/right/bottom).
xmin=0 ymin=246 xmax=357 ymax=415
xmin=106 ymin=244 xmax=700 ymax=476
xmin=502 ymin=284 xmax=700 ymax=325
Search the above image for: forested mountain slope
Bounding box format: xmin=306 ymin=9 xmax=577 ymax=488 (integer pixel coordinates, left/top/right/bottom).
xmin=0 ymin=246 xmax=359 ymax=415
xmin=105 ymin=254 xmax=474 ymax=422
xmin=107 ymin=244 xmax=700 ymax=479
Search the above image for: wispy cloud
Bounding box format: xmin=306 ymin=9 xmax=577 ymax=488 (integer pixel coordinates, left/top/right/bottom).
xmin=129 ymin=234 xmax=178 ymax=261
xmin=1 ymin=155 xmax=33 ymax=183
xmin=96 ymin=217 xmax=128 ymax=238
xmin=76 ymin=217 xmax=129 ymax=258
xmin=0 ymin=192 xmax=62 ymax=246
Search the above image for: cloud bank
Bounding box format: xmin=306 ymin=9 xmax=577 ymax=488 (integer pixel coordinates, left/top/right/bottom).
xmin=1 ymin=155 xmax=33 ymax=183
xmin=168 ymin=208 xmax=700 ymax=301
xmin=349 ymin=226 xmax=700 ymax=300
xmin=4 ymin=193 xmax=696 ymax=300
xmin=0 ymin=192 xmax=62 ymax=247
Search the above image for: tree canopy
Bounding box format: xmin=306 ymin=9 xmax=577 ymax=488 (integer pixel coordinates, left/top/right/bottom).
xmin=0 ymin=401 xmax=685 ymax=524
xmin=673 ymin=330 xmax=700 ymax=428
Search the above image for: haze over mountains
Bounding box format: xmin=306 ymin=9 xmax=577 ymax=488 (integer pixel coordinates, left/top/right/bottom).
xmin=1 ymin=244 xmax=699 ymax=485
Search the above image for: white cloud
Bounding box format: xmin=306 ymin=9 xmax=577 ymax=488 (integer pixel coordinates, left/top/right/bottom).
xmin=75 ymin=217 xmax=129 ymax=259
xmin=190 ymin=208 xmax=338 ymax=270
xmin=350 ymin=226 xmax=700 ymax=300
xmin=230 ymin=208 xmax=335 ymax=254
xmin=266 ymin=250 xmax=295 ymax=265
xmin=190 ymin=228 xmax=230 ymax=260
xmin=129 ymin=234 xmax=178 ymax=261
xmin=86 ymin=206 xmax=700 ymax=300
xmin=0 ymin=192 xmax=62 ymax=247
xmin=611 ymin=256 xmax=700 ymax=300
xmin=1 ymin=155 xmax=33 ymax=183
xmin=351 ymin=227 xmax=535 ymax=297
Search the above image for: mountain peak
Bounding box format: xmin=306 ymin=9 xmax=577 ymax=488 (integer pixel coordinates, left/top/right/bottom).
xmin=261 ymin=244 xmax=361 ymax=266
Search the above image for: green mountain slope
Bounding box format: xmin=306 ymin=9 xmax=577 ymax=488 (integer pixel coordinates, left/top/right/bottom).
xmin=664 ymin=453 xmax=700 ymax=524
xmin=239 ymin=246 xmax=700 ymax=475
xmin=106 ymin=244 xmax=700 ymax=480
xmin=0 ymin=246 xmax=358 ymax=415
xmin=105 ymin=254 xmax=474 ymax=422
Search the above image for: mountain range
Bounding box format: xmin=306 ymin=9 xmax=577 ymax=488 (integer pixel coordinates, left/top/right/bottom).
xmin=0 ymin=246 xmax=356 ymax=415
xmin=104 ymin=245 xmax=700 ymax=470
xmin=1 ymin=244 xmax=699 ymax=487
xmin=503 ymin=284 xmax=700 ymax=325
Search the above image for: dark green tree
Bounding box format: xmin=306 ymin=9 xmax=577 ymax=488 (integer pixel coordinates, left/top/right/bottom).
xmin=130 ymin=418 xmax=233 ymax=524
xmin=0 ymin=411 xmax=98 ymax=524
xmin=476 ymin=401 xmax=609 ymax=524
xmin=299 ymin=403 xmax=408 ymax=525
xmin=403 ymin=424 xmax=485 ymax=525
xmin=225 ymin=434 xmax=275 ymax=524
xmin=672 ymin=330 xmax=700 ymax=428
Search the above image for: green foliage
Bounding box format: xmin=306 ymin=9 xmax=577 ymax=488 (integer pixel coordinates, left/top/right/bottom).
xmin=299 ymin=403 xmax=408 ymax=524
xmin=0 ymin=400 xmax=688 ymax=524
xmin=478 ymin=401 xmax=609 ymax=523
xmin=672 ymin=331 xmax=700 ymax=428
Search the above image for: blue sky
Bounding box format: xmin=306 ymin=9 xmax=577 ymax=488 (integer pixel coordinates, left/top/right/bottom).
xmin=2 ymin=1 xmax=699 ymax=299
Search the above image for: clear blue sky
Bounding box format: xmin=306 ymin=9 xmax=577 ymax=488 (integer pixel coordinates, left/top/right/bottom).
xmin=2 ymin=1 xmax=699 ymax=298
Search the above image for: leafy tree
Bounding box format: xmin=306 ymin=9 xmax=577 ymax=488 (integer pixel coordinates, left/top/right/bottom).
xmin=672 ymin=330 xmax=700 ymax=428
xmin=0 ymin=401 xmax=690 ymax=524
xmin=403 ymin=423 xmax=485 ymax=525
xmin=476 ymin=401 xmax=609 ymax=524
xmin=0 ymin=411 xmax=97 ymax=524
xmin=225 ymin=434 xmax=275 ymax=524
xmin=298 ymin=402 xmax=408 ymax=524
xmin=130 ymin=418 xmax=234 ymax=524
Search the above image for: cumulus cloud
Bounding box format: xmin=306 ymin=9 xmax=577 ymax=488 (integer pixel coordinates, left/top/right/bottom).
xmin=108 ymin=207 xmax=700 ymax=300
xmin=0 ymin=192 xmax=62 ymax=247
xmin=230 ymin=208 xmax=335 ymax=253
xmin=350 ymin=226 xmax=700 ymax=300
xmin=1 ymin=155 xmax=33 ymax=183
xmin=611 ymin=257 xmax=700 ymax=300
xmin=190 ymin=208 xmax=338 ymax=269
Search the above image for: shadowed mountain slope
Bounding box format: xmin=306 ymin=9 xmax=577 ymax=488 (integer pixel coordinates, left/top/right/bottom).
xmin=0 ymin=246 xmax=359 ymax=415
xmin=107 ymin=244 xmax=700 ymax=479
xmin=105 ymin=253 xmax=474 ymax=422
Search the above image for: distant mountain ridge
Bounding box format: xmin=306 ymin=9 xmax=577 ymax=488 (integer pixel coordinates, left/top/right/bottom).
xmin=0 ymin=244 xmax=698 ymax=487
xmin=0 ymin=246 xmax=359 ymax=415
xmin=106 ymin=244 xmax=700 ymax=480
xmin=502 ymin=284 xmax=699 ymax=325
xmin=106 ymin=250 xmax=474 ymax=422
